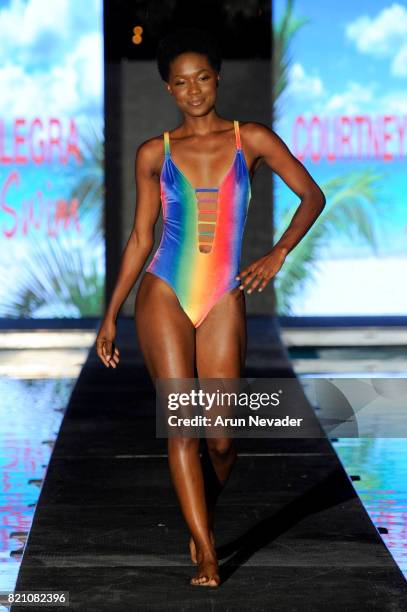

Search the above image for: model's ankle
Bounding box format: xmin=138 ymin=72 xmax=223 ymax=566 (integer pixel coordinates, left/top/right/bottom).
xmin=196 ymin=543 xmax=217 ymax=561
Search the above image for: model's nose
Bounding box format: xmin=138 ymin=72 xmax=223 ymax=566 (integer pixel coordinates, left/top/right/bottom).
xmin=187 ymin=83 xmax=201 ymax=95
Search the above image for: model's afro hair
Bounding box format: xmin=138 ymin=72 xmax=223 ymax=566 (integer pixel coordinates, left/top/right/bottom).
xmin=156 ymin=27 xmax=222 ymax=82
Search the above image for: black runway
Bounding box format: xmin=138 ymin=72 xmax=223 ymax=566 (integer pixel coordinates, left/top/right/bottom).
xmin=12 ymin=317 xmax=407 ymax=611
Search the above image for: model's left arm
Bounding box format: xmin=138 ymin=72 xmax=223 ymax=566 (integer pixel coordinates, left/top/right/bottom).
xmin=237 ymin=123 xmax=326 ymax=293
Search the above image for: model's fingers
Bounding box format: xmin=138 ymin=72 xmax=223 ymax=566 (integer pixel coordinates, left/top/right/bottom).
xmin=103 ymin=341 xmax=113 ymax=361
xmin=96 ymin=340 xmax=111 ymax=367
xmin=238 ymin=268 xmax=255 ymax=288
xmin=257 ymin=277 xmax=270 ymax=292
xmin=240 ymin=267 xmax=262 ymax=290
xmin=236 ymin=266 xmax=252 ymax=280
xmin=247 ymin=274 xmax=264 ymax=293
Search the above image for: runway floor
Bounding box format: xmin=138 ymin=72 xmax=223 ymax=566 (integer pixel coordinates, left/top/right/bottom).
xmin=5 ymin=317 xmax=407 ymax=611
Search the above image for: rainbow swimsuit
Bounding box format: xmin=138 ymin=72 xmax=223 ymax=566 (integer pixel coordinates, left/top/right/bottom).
xmin=146 ymin=120 xmax=251 ymax=328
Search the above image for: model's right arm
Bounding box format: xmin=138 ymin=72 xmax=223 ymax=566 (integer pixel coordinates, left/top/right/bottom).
xmin=96 ymin=138 xmax=162 ymax=367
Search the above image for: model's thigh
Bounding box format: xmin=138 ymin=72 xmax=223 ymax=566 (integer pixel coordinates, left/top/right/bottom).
xmin=195 ymin=287 xmax=247 ymax=378
xmin=135 ymin=272 xmax=195 ymax=379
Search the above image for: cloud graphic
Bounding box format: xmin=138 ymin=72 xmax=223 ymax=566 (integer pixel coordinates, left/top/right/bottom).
xmin=0 ymin=0 xmax=103 ymax=118
xmin=316 ymin=81 xmax=407 ymax=115
xmin=324 ymin=82 xmax=376 ymax=114
xmin=288 ymin=63 xmax=325 ymax=99
xmin=346 ymin=3 xmax=407 ymax=77
xmin=298 ymin=77 xmax=407 ymax=116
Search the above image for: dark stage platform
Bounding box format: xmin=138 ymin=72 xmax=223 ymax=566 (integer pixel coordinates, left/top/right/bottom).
xmin=12 ymin=317 xmax=407 ymax=611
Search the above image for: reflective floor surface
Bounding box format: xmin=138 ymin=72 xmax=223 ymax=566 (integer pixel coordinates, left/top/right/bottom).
xmin=0 ymin=326 xmax=405 ymax=611
xmin=0 ymin=330 xmax=95 ymax=609
xmin=286 ymin=325 xmax=407 ymax=580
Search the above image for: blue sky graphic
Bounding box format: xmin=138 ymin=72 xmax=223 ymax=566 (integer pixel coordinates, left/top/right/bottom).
xmin=0 ymin=0 xmax=104 ymax=316
xmin=273 ymin=1 xmax=407 ymax=314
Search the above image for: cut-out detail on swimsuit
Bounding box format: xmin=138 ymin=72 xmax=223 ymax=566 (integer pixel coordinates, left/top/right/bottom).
xmin=146 ymin=120 xmax=251 ymax=328
xmin=196 ymin=188 xmax=218 ymax=253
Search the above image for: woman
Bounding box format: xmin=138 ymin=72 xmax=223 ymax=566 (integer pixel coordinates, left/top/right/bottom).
xmin=96 ymin=27 xmax=325 ymax=587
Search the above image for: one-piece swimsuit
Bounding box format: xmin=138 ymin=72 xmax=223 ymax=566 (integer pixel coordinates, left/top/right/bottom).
xmin=146 ymin=119 xmax=252 ymax=328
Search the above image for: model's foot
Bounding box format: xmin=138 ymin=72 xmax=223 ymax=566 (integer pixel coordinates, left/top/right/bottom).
xmin=189 ymin=530 xmax=215 ymax=564
xmin=190 ymin=550 xmax=220 ymax=587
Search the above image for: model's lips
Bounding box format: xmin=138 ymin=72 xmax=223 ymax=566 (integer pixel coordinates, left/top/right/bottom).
xmin=188 ymin=99 xmax=204 ymax=106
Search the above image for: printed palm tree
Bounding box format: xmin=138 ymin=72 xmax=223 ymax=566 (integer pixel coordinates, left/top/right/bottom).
xmin=275 ymin=169 xmax=383 ymax=313
xmin=68 ymin=121 xmax=104 ymax=236
xmin=3 ymin=2 xmax=384 ymax=319
xmin=273 ymin=0 xmax=383 ymax=314
xmin=0 ymin=206 xmax=104 ymax=318
xmin=272 ymin=0 xmax=309 ymax=124
xmin=0 ymin=121 xmax=105 ymax=318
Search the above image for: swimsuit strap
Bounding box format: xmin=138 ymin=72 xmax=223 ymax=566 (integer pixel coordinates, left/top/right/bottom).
xmin=163 ymin=131 xmax=170 ymax=157
xmin=165 ymin=123 xmax=240 ymax=156
xmin=234 ymin=120 xmax=242 ymax=150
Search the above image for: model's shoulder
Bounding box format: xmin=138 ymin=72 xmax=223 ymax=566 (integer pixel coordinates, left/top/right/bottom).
xmin=134 ymin=134 xmax=167 ymax=176
xmin=136 ymin=133 xmax=165 ymax=159
xmin=239 ymin=121 xmax=275 ymax=141
xmin=238 ymin=122 xmax=286 ymax=158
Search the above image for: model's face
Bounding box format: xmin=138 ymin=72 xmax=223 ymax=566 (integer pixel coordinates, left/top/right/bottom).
xmin=166 ymin=52 xmax=219 ymax=114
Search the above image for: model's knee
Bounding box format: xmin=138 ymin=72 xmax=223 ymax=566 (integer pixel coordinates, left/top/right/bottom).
xmin=207 ymin=438 xmax=235 ymax=458
xmin=168 ymin=436 xmax=199 ymax=455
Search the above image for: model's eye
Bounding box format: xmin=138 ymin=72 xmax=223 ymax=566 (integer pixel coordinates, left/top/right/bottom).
xmin=200 ymin=75 xmax=209 ymax=80
xmin=175 ymin=81 xmax=185 ymax=86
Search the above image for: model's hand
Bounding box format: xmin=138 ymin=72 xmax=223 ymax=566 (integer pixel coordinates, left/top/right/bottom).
xmin=236 ymin=246 xmax=288 ymax=294
xmin=96 ymin=319 xmax=120 ymax=368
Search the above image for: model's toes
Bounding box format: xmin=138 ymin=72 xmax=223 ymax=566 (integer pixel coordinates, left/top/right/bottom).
xmin=190 ymin=574 xmax=208 ymax=585
xmin=206 ymin=574 xmax=220 ymax=587
xmin=191 ymin=575 xmax=219 ymax=587
xmin=190 ymin=570 xmax=220 ymax=587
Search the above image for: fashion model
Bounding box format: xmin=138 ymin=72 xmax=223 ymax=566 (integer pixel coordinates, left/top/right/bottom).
xmin=96 ymin=27 xmax=325 ymax=587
